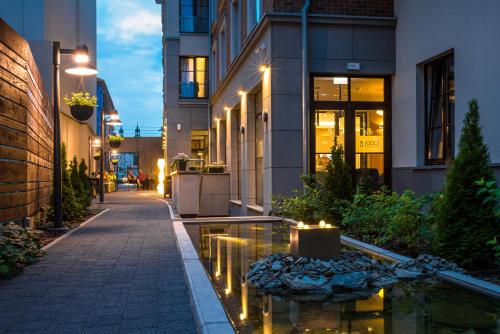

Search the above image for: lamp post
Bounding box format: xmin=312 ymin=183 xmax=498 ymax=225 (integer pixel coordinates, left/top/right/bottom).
xmin=53 ymin=42 xmax=97 ymax=229
xmin=99 ymin=112 xmax=122 ymax=203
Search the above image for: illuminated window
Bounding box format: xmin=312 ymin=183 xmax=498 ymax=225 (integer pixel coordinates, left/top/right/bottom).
xmin=425 ymin=53 xmax=454 ymax=164
xmin=351 ymin=78 xmax=384 ymax=102
xmin=180 ymin=57 xmax=208 ymax=98
xmin=313 ymin=77 xmax=348 ymax=101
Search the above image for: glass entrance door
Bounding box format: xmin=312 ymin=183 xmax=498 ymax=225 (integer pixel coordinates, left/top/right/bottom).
xmin=355 ymin=109 xmax=385 ymax=185
xmin=314 ymin=109 xmax=345 ymax=172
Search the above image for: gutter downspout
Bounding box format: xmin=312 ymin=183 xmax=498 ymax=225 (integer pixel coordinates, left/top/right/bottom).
xmin=301 ymin=0 xmax=311 ymax=176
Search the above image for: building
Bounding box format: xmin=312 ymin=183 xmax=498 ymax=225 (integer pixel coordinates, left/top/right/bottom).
xmin=0 ymin=0 xmax=98 ymax=167
xmin=156 ymin=0 xmax=210 ymax=173
xmin=156 ymin=0 xmax=500 ymax=215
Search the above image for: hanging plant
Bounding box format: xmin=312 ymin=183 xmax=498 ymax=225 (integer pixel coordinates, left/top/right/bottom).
xmin=173 ymin=152 xmax=189 ymax=172
xmin=111 ymin=159 xmax=119 ymax=166
xmin=108 ymin=134 xmax=124 ymax=149
xmin=93 ymin=151 xmax=101 ymax=161
xmin=64 ymin=92 xmax=97 ymax=122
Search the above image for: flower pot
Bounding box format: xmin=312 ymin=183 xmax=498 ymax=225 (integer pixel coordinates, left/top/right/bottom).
xmin=207 ymin=166 xmax=224 ymax=173
xmin=70 ymin=105 xmax=94 ymax=122
xmin=93 ymin=155 xmax=100 ymax=161
xmin=109 ymin=141 xmax=121 ymax=149
xmin=177 ymin=160 xmax=187 ymax=172
xmin=112 ymin=160 xmax=118 ymax=166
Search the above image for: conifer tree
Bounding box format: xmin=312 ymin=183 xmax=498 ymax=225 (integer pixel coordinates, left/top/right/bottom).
xmin=70 ymin=156 xmax=86 ymax=210
xmin=434 ymin=99 xmax=498 ymax=268
xmin=61 ymin=144 xmax=82 ymax=221
xmin=78 ymin=159 xmax=92 ymax=208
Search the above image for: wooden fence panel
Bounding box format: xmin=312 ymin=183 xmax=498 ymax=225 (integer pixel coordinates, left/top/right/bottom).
xmin=0 ymin=18 xmax=54 ymax=223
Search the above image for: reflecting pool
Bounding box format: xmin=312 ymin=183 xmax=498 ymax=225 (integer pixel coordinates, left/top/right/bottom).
xmin=184 ymin=221 xmax=500 ymax=334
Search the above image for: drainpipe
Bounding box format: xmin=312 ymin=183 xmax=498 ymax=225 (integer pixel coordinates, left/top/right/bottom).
xmin=301 ymin=0 xmax=311 ymax=176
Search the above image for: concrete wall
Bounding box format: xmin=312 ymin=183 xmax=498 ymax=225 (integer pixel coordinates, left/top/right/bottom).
xmin=118 ymin=137 xmax=163 ymax=179
xmin=393 ymin=0 xmax=500 ymax=193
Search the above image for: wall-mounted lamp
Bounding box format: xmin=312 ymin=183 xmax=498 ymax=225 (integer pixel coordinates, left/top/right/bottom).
xmin=177 ymin=123 xmax=182 ymax=131
xmin=224 ymin=106 xmax=231 ymax=112
xmin=259 ymin=64 xmax=269 ymax=73
xmin=262 ymin=110 xmax=269 ymax=122
xmin=240 ymin=126 xmax=245 ymax=134
xmin=238 ymin=90 xmax=247 ymax=96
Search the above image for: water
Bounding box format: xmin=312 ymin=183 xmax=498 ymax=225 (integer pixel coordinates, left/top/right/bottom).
xmin=184 ymin=221 xmax=500 ymax=334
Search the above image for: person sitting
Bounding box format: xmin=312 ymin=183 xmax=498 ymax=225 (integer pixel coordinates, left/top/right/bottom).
xmin=137 ymin=170 xmax=145 ymax=190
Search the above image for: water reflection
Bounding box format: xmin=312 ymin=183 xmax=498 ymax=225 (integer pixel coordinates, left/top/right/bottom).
xmin=185 ymin=222 xmax=500 ymax=334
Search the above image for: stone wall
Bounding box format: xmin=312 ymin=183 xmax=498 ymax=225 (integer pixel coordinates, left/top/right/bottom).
xmin=0 ymin=18 xmax=54 ymax=223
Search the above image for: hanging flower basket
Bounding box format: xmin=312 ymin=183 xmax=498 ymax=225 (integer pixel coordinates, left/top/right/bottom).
xmin=108 ymin=134 xmax=124 ymax=149
xmin=93 ymin=154 xmax=100 ymax=161
xmin=173 ymin=153 xmax=189 ymax=172
xmin=64 ymin=92 xmax=97 ymax=122
xmin=111 ymin=159 xmax=119 ymax=166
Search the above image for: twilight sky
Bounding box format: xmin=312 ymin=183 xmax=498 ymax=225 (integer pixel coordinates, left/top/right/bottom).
xmin=96 ymin=0 xmax=163 ymax=137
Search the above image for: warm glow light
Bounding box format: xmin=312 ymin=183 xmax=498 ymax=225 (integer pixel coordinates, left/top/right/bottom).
xmin=215 ymin=271 xmax=220 ymax=278
xmin=325 ymin=224 xmax=332 ymax=228
xmin=297 ymin=221 xmax=304 ymax=229
xmin=333 ymin=77 xmax=348 ymax=85
xmin=238 ymin=90 xmax=247 ymax=96
xmin=157 ymin=159 xmax=165 ymax=195
xmin=224 ymin=106 xmax=231 ymax=112
xmin=376 ymin=109 xmax=384 ymax=116
xmin=303 ymin=224 xmax=310 ymax=229
xmin=65 ymin=66 xmax=98 ymax=76
xmin=319 ymin=220 xmax=326 ymax=228
xmin=259 ymin=64 xmax=268 ymax=72
xmin=378 ymin=288 xmax=384 ymax=298
xmin=225 ymin=288 xmax=231 ymax=295
xmin=92 ymin=139 xmax=101 ymax=147
xmin=74 ymin=54 xmax=89 ymax=64
xmin=239 ymin=313 xmax=246 ymax=321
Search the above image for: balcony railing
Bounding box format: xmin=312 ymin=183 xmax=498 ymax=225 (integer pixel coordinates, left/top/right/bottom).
xmin=180 ymin=16 xmax=208 ymax=33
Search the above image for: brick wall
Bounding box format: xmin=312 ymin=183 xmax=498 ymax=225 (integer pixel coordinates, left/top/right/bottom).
xmin=272 ymin=0 xmax=394 ymax=17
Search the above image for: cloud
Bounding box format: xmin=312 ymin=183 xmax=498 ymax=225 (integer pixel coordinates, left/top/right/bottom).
xmin=98 ymin=0 xmax=161 ymax=43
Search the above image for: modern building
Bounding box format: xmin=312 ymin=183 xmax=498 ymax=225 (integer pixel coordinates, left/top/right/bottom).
xmin=156 ymin=0 xmax=500 ymax=215
xmin=0 ymin=0 xmax=98 ymax=166
xmin=156 ymin=0 xmax=210 ymax=173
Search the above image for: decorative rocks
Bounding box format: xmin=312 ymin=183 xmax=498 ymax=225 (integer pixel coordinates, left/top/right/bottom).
xmin=246 ymin=252 xmax=463 ymax=301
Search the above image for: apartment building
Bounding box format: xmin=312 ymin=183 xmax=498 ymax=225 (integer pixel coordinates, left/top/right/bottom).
xmin=0 ymin=0 xmax=98 ymax=166
xmin=157 ymin=0 xmax=500 ymax=215
xmin=156 ymin=0 xmax=210 ymax=172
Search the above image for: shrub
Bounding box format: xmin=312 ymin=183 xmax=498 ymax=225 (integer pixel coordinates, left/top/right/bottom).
xmin=475 ymin=178 xmax=500 ymax=258
xmin=342 ymin=187 xmax=433 ymax=253
xmin=434 ymin=99 xmax=498 ymax=268
xmin=0 ymin=223 xmax=43 ymax=277
xmin=61 ymin=144 xmax=83 ymax=222
xmin=108 ymin=134 xmax=124 ymax=144
xmin=320 ymin=142 xmax=355 ymax=223
xmin=79 ymin=159 xmax=92 ymax=208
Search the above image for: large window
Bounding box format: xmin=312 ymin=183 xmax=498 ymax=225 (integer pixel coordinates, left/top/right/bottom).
xmin=425 ymin=53 xmax=455 ymax=164
xmin=180 ymin=0 xmax=208 ymax=33
xmin=180 ymin=57 xmax=208 ymax=98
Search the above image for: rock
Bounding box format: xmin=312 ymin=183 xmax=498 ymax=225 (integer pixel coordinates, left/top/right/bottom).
xmin=330 ymin=271 xmax=370 ymax=290
xmin=283 ymin=274 xmax=328 ymax=290
xmin=271 ymin=261 xmax=282 ymax=271
xmin=395 ymin=268 xmax=422 ymax=279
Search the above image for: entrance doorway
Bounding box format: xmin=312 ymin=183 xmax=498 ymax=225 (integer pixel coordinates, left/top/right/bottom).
xmin=312 ymin=76 xmax=391 ymax=187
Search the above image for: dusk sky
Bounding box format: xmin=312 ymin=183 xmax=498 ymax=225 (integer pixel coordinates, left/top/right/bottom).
xmin=96 ymin=0 xmax=163 ymax=137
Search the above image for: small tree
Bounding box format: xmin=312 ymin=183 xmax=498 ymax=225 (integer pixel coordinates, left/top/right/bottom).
xmin=320 ymin=141 xmax=355 ymax=223
xmin=434 ymin=99 xmax=498 ymax=268
xmin=79 ymin=159 xmax=92 ymax=208
xmin=70 ymin=156 xmax=87 ymax=211
xmin=61 ymin=144 xmax=83 ymax=221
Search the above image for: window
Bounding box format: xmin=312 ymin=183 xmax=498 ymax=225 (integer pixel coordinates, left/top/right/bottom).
xmin=180 ymin=57 xmax=208 ymax=98
xmin=180 ymin=0 xmax=208 ymax=33
xmin=425 ymin=53 xmax=455 ymax=164
xmin=247 ymin=0 xmax=261 ymax=31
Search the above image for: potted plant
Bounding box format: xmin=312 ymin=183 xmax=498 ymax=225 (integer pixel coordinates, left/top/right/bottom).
xmin=64 ymin=92 xmax=97 ymax=122
xmin=206 ymin=161 xmax=226 ymax=173
xmin=93 ymin=151 xmax=101 ymax=161
xmin=108 ymin=134 xmax=124 ymax=149
xmin=173 ymin=152 xmax=189 ymax=172
xmin=111 ymin=159 xmax=119 ymax=166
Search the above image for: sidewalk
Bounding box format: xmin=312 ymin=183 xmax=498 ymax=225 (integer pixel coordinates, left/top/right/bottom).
xmin=0 ymin=191 xmax=196 ymax=334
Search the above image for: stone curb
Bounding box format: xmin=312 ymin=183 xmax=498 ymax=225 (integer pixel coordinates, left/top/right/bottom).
xmin=171 ymin=218 xmax=234 ymax=334
xmin=41 ymin=208 xmax=111 ymax=251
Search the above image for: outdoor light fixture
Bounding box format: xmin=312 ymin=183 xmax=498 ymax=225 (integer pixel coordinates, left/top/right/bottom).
xmin=319 ymin=220 xmax=326 ymax=228
xmin=333 ymin=77 xmax=348 ymax=85
xmin=238 ymin=90 xmax=247 ymax=96
xmin=262 ymin=110 xmax=268 ymax=122
xmin=259 ymin=64 xmax=269 ymax=72
xmin=106 ymin=115 xmax=122 ymax=126
xmin=297 ymin=221 xmax=304 ymax=228
xmin=224 ymin=106 xmax=231 ymax=112
xmin=73 ymin=45 xmax=90 ymax=63
xmin=92 ymin=138 xmax=101 ymax=147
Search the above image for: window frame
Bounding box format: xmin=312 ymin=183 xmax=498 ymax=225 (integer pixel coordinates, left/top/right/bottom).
xmin=424 ymin=52 xmax=455 ymax=165
xmin=179 ymin=56 xmax=209 ymax=99
xmin=179 ymin=0 xmax=209 ymax=34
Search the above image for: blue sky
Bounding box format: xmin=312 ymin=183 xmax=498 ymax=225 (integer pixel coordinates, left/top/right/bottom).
xmin=97 ymin=0 xmax=163 ymax=137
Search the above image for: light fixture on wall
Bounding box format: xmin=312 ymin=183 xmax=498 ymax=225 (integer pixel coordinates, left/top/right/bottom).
xmin=262 ymin=110 xmax=268 ymax=122
xmin=333 ymin=77 xmax=348 ymax=85
xmin=224 ymin=106 xmax=231 ymax=113
xmin=240 ymin=126 xmax=245 ymax=134
xmin=177 ymin=123 xmax=182 ymax=131
xmin=259 ymin=64 xmax=269 ymax=73
xmin=238 ymin=90 xmax=247 ymax=96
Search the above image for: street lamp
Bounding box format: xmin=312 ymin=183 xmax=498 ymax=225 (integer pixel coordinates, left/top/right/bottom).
xmin=99 ymin=110 xmax=122 ymax=203
xmin=53 ymin=42 xmax=97 ymax=229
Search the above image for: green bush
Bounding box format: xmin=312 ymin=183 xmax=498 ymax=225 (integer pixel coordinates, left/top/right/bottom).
xmin=475 ymin=178 xmax=500 ymax=258
xmin=0 ymin=223 xmax=43 ymax=277
xmin=273 ymin=178 xmax=323 ymax=223
xmin=434 ymin=99 xmax=498 ymax=268
xmin=61 ymin=144 xmax=84 ymax=222
xmin=79 ymin=159 xmax=92 ymax=209
xmin=320 ymin=142 xmax=355 ymax=223
xmin=63 ymin=91 xmax=97 ymax=107
xmin=341 ymin=187 xmax=433 ymax=253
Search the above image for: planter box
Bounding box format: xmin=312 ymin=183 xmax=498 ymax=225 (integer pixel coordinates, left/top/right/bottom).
xmin=200 ymin=173 xmax=230 ymax=216
xmin=171 ymin=172 xmax=201 ymax=217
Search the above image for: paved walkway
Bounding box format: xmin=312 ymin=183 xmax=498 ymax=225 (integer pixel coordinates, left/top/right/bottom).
xmin=0 ymin=191 xmax=197 ymax=334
